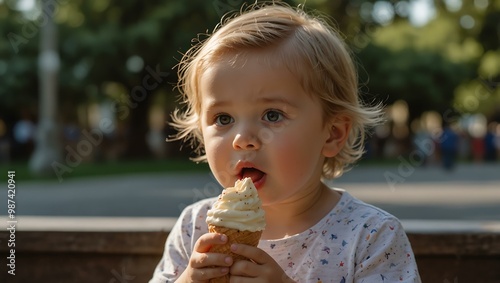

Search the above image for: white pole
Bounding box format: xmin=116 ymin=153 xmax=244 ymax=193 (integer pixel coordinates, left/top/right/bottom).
xmin=29 ymin=0 xmax=62 ymax=176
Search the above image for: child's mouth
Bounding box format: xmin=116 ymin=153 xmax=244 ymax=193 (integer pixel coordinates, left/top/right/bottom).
xmin=239 ymin=167 xmax=266 ymax=188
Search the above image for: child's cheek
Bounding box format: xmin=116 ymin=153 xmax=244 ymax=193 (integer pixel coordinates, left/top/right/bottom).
xmin=205 ymin=136 xmax=232 ymax=182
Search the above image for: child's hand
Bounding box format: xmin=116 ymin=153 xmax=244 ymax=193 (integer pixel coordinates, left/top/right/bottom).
xmin=177 ymin=233 xmax=233 ymax=283
xmin=228 ymin=244 xmax=295 ymax=283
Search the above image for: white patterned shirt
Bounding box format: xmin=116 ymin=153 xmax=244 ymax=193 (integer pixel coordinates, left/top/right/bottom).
xmin=150 ymin=189 xmax=421 ymax=282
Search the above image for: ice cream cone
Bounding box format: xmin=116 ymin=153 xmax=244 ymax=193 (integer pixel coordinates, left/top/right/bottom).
xmin=206 ymin=178 xmax=266 ymax=283
xmin=208 ymin=225 xmax=262 ymax=283
xmin=208 ymin=225 xmax=262 ymax=260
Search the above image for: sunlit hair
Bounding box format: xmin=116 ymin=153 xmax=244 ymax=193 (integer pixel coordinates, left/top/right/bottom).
xmin=171 ymin=1 xmax=384 ymax=179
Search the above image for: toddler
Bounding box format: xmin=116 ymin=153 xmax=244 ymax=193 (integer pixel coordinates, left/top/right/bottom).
xmin=151 ymin=2 xmax=421 ymax=282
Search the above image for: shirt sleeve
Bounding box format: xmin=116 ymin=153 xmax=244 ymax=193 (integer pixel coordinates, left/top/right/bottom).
xmin=354 ymin=217 xmax=421 ymax=283
xmin=149 ymin=204 xmax=201 ymax=283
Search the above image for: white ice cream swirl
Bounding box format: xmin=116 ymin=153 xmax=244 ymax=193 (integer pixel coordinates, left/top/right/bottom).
xmin=206 ymin=178 xmax=266 ymax=232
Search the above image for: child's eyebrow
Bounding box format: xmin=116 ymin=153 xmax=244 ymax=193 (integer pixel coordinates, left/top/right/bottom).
xmin=203 ymin=96 xmax=298 ymax=112
xmin=204 ymin=100 xmax=231 ymax=111
xmin=257 ymin=97 xmax=298 ymax=108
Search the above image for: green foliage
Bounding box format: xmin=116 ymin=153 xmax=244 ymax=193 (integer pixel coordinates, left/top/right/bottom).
xmin=0 ymin=6 xmax=40 ymax=116
xmin=479 ymin=10 xmax=500 ymax=52
xmin=0 ymin=0 xmax=222 ymax=116
xmin=0 ymin=0 xmax=498 ymax=161
xmin=357 ymin=43 xmax=474 ymax=119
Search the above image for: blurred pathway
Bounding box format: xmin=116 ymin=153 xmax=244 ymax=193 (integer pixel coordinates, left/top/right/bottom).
xmin=2 ymin=162 xmax=499 ymax=221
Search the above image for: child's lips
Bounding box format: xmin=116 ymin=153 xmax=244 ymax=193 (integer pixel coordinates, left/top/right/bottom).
xmin=252 ymin=174 xmax=266 ymax=190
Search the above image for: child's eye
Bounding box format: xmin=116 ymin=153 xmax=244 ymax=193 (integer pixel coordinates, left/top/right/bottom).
xmin=215 ymin=114 xmax=234 ymax=126
xmin=263 ymin=110 xmax=284 ymax=123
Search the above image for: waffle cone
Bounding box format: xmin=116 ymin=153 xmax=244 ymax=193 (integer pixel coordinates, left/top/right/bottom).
xmin=208 ymin=225 xmax=262 ymax=283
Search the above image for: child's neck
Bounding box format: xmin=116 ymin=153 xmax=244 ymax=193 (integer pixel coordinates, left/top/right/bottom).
xmin=261 ymin=184 xmax=341 ymax=240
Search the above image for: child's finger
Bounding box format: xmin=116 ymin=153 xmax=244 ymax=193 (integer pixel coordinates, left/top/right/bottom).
xmin=230 ymin=259 xmax=259 ymax=277
xmin=230 ymin=243 xmax=267 ymax=264
xmin=192 ymin=266 xmax=230 ymax=281
xmin=194 ymin=233 xmax=228 ymax=253
xmin=190 ymin=251 xmax=233 ymax=269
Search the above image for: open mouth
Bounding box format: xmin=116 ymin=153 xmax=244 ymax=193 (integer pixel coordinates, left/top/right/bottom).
xmin=239 ymin=167 xmax=266 ymax=185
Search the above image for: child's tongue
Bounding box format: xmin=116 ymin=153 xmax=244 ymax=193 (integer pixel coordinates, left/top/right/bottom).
xmin=241 ymin=168 xmax=264 ymax=183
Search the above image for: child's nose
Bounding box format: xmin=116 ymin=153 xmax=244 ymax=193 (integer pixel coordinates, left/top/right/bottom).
xmin=232 ymin=128 xmax=261 ymax=150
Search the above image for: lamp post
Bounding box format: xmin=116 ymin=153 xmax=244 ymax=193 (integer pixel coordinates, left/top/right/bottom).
xmin=29 ymin=2 xmax=62 ymax=176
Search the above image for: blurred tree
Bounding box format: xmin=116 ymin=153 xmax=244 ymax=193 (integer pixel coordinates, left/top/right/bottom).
xmin=428 ymin=0 xmax=500 ymax=120
xmin=29 ymin=2 xmax=63 ymax=175
xmin=0 ymin=5 xmax=39 ymax=119
xmin=1 ymin=0 xmax=498 ymax=163
xmin=314 ymin=0 xmax=499 ymax=122
xmin=357 ymin=43 xmax=472 ymax=121
xmin=55 ymin=0 xmax=224 ymax=159
xmin=1 ymin=0 xmax=300 ymax=161
xmin=1 ymin=0 xmax=224 ymax=160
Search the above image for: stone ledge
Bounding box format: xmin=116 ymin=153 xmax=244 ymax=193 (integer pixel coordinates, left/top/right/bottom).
xmin=402 ymin=219 xmax=500 ymax=234
xmin=5 ymin=216 xmax=176 ymax=232
xmin=1 ymin=217 xmax=499 ymax=256
xmin=1 ymin=217 xmax=499 ymax=282
xmin=5 ymin=216 xmax=500 ymax=233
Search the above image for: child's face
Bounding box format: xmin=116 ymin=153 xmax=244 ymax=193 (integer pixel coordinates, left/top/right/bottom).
xmin=199 ymin=51 xmax=335 ymax=206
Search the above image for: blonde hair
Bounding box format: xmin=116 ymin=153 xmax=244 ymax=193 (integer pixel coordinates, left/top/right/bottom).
xmin=171 ymin=1 xmax=383 ymax=179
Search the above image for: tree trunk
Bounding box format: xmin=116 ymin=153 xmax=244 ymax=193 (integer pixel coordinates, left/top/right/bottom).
xmin=29 ymin=1 xmax=63 ymax=176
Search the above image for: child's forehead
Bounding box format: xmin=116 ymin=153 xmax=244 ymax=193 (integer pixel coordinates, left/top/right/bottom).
xmin=195 ymin=38 xmax=320 ymax=102
xmin=199 ymin=49 xmax=295 ymax=89
xmin=208 ymin=47 xmax=279 ymax=66
xmin=202 ymin=46 xmax=301 ymax=78
xmin=198 ymin=47 xmax=324 ymax=107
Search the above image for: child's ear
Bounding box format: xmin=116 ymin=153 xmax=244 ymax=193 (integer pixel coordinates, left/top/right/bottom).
xmin=322 ymin=115 xmax=351 ymax=158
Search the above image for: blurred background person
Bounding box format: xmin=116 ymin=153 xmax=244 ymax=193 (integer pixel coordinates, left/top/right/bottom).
xmin=0 ymin=118 xmax=10 ymax=163
xmin=484 ymin=122 xmax=498 ymax=162
xmin=12 ymin=110 xmax=36 ymax=160
xmin=439 ymin=122 xmax=459 ymax=171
